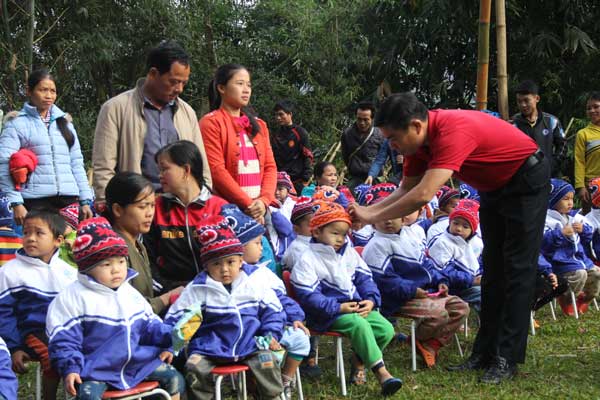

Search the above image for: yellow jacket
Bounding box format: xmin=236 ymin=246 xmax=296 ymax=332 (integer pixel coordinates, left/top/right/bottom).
xmin=574 ymin=123 xmax=600 ymax=188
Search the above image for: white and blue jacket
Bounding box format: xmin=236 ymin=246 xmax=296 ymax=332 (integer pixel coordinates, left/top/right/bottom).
xmin=428 ymin=231 xmax=483 ymax=292
xmin=352 ymin=224 xmax=374 ymax=247
xmin=164 ymin=264 xmax=285 ymax=361
xmin=0 ymin=337 xmax=17 ymax=400
xmin=281 ymin=235 xmax=311 ymax=270
xmin=0 ymin=103 xmax=93 ymax=204
xmin=584 ymin=208 xmax=600 ymax=261
xmin=266 ymin=209 xmax=296 ymax=262
xmin=542 ymin=210 xmax=594 ymax=276
xmin=46 ymin=270 xmax=171 ymax=390
xmin=290 ymin=241 xmax=381 ymax=331
xmin=0 ymin=249 xmax=76 ymax=351
xmin=362 ymin=224 xmax=449 ymax=316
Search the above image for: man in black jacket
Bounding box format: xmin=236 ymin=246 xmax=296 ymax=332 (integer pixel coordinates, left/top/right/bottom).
xmin=341 ymin=102 xmax=385 ymax=190
xmin=512 ymin=80 xmax=566 ymax=177
xmin=271 ymin=100 xmax=313 ymax=194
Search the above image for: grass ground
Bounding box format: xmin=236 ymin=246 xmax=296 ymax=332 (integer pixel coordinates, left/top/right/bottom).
xmin=16 ymin=304 xmax=600 ymax=399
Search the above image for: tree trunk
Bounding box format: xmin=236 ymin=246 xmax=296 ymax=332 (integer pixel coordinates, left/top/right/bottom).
xmin=495 ymin=0 xmax=509 ymax=119
xmin=26 ymin=0 xmax=35 ymax=77
xmin=476 ymin=0 xmax=492 ymax=110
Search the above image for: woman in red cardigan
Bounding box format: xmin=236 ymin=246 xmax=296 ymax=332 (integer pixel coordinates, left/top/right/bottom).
xmin=200 ymin=64 xmax=277 ymax=222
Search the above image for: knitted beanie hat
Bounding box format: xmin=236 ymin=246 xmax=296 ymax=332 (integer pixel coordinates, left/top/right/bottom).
xmin=459 ymin=183 xmax=480 ymax=202
xmin=312 ymin=187 xmax=339 ymax=203
xmin=196 ymin=215 xmax=244 ymax=265
xmin=9 ymin=149 xmax=38 ymax=191
xmin=549 ymin=178 xmax=574 ymax=210
xmin=309 ymin=201 xmax=352 ymax=232
xmin=291 ymin=196 xmax=314 ymax=224
xmin=220 ymin=204 xmax=265 ymax=245
xmin=73 ymin=217 xmax=129 ymax=272
xmin=59 ymin=203 xmax=79 ymax=230
xmin=449 ymin=199 xmax=480 ymax=232
xmin=437 ymin=185 xmax=460 ymax=208
xmin=364 ymin=183 xmax=397 ymax=206
xmin=589 ymin=177 xmax=600 ymax=208
xmin=276 ymin=171 xmax=296 ymax=195
xmin=337 ymin=186 xmax=356 ymax=204
xmin=0 ymin=193 xmax=12 ymax=227
xmin=353 ymin=183 xmax=371 ymax=206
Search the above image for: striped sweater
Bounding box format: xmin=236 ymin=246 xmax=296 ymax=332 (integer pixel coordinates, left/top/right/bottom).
xmin=0 ymin=228 xmax=21 ymax=267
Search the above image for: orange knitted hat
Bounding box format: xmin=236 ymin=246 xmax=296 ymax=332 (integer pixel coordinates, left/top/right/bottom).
xmin=309 ymin=201 xmax=352 ymax=232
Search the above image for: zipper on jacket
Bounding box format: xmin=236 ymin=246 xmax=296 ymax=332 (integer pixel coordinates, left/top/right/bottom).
xmin=231 ymin=306 xmax=244 ymax=361
xmin=46 ymin=122 xmax=60 ymax=195
xmin=119 ymin=295 xmax=133 ymax=389
xmin=184 ymin=206 xmax=201 ymax=273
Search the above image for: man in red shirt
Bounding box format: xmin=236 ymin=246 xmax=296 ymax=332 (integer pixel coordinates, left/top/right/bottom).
xmin=350 ymin=93 xmax=550 ymax=384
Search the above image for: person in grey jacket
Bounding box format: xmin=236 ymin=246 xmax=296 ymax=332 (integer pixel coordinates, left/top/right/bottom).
xmin=0 ymin=69 xmax=93 ymax=225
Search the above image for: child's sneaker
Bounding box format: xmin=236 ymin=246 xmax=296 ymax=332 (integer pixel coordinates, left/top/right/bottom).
xmin=299 ymin=362 xmax=322 ymax=379
xmin=282 ymin=376 xmax=296 ymax=400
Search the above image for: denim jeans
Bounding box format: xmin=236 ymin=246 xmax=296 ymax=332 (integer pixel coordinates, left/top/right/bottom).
xmin=76 ymin=362 xmax=185 ymax=399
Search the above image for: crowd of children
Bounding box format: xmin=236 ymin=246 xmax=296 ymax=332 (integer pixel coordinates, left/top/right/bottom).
xmin=2 ymin=151 xmax=600 ymax=399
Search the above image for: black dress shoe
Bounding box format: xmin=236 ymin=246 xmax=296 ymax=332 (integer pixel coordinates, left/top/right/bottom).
xmin=446 ymin=353 xmax=489 ymax=371
xmin=479 ymin=356 xmax=517 ymax=384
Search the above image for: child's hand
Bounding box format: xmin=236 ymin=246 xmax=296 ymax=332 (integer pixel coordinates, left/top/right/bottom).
xmin=473 ymin=275 xmax=482 ymax=286
xmin=572 ymin=222 xmax=583 ymax=233
xmin=292 ymin=320 xmax=310 ymax=336
xmin=65 ymin=372 xmax=82 ymax=396
xmin=339 ymin=301 xmax=359 ymax=314
xmin=356 ymin=300 xmax=374 ymax=317
xmin=438 ymin=284 xmax=449 ymax=297
xmin=269 ymin=337 xmax=283 ymax=351
xmin=159 ymin=351 xmax=174 ymax=364
xmin=549 ymin=273 xmax=558 ymax=289
xmin=414 ymin=288 xmax=428 ymax=298
xmin=11 ymin=350 xmax=30 ymax=374
xmin=562 ymin=224 xmax=574 ymax=237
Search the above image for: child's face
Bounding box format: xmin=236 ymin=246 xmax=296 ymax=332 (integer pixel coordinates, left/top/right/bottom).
xmin=243 ymin=235 xmax=263 ymax=264
xmin=206 ymin=255 xmax=243 ymax=285
xmin=441 ymin=197 xmax=460 ymax=214
xmin=373 ymin=217 xmax=403 ymax=234
xmin=449 ymin=217 xmax=473 ymax=240
xmin=23 ymin=217 xmax=63 ymax=264
xmin=275 ymin=185 xmax=289 ymax=203
xmin=87 ymin=256 xmax=128 ymax=289
xmin=293 ymin=214 xmax=312 ymax=236
xmin=313 ymin=221 xmax=350 ymax=252
xmin=554 ymin=192 xmax=574 ymax=214
xmin=318 ymin=165 xmax=338 ymax=187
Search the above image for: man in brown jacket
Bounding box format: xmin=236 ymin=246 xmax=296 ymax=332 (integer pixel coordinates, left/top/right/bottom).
xmin=92 ymin=40 xmax=211 ymax=207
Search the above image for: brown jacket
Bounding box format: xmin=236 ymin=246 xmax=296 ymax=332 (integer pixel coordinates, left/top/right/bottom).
xmin=92 ymin=79 xmax=212 ymax=201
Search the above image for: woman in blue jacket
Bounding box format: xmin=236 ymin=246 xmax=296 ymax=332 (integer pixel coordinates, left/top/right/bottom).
xmin=0 ymin=69 xmax=93 ymax=225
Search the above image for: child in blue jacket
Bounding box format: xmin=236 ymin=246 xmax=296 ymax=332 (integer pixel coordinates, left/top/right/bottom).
xmin=542 ymin=179 xmax=600 ymax=316
xmin=0 ymin=337 xmax=17 ymax=400
xmin=46 ymin=217 xmax=184 ymax=399
xmin=291 ymin=200 xmax=402 ymax=396
xmin=165 ymin=216 xmax=285 ymax=400
xmin=361 ymin=184 xmax=469 ymax=369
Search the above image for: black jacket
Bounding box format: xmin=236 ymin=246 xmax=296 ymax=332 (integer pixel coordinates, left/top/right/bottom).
xmin=341 ymin=125 xmax=385 ymax=179
xmin=271 ymin=124 xmax=312 ymax=182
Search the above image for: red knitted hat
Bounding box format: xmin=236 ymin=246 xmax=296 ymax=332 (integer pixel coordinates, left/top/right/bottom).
xmin=364 ymin=183 xmax=397 ymax=206
xmin=309 ymin=201 xmax=352 ymax=232
xmin=449 ymin=199 xmax=480 ymax=232
xmin=437 ymin=185 xmax=460 ymax=208
xmin=337 ymin=186 xmax=356 ymax=204
xmin=73 ymin=217 xmax=129 ymax=272
xmin=60 ymin=203 xmax=79 ymax=229
xmin=196 ymin=216 xmax=244 ymax=266
xmin=291 ymin=196 xmax=314 ymax=224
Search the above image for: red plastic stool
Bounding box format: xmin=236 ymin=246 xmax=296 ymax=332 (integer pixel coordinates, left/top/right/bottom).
xmin=101 ymin=381 xmax=170 ymax=399
xmin=211 ymin=365 xmax=250 ymax=400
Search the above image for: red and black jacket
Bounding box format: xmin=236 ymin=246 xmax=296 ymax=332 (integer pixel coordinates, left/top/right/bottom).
xmin=145 ymin=187 xmax=228 ymax=291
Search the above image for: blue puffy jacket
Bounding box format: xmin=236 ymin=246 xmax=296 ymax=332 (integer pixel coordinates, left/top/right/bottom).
xmin=164 ymin=264 xmax=285 ymax=361
xmin=0 ymin=103 xmax=93 ymax=204
xmin=46 ymin=270 xmax=171 ymax=390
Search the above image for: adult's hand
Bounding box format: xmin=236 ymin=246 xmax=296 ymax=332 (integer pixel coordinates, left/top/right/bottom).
xmin=579 ymin=187 xmax=591 ymax=204
xmin=364 ymin=176 xmax=374 ymax=185
xmin=245 ymin=199 xmax=266 ymax=221
xmin=12 ymin=204 xmax=27 ymax=226
xmin=348 ymin=203 xmax=376 ymax=225
xmin=80 ymin=204 xmax=93 ymax=221
xmin=11 ymin=350 xmax=30 ymax=374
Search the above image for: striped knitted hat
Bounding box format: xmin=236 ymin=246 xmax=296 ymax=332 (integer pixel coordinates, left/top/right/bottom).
xmin=291 ymin=196 xmax=314 ymax=224
xmin=73 ymin=217 xmax=129 ymax=272
xmin=309 ymin=201 xmax=352 ymax=232
xmin=364 ymin=183 xmax=397 ymax=206
xmin=196 ymin=216 xmax=244 ymax=265
xmin=549 ymin=179 xmax=574 ymax=210
xmin=437 ymin=185 xmax=460 ymax=208
xmin=276 ymin=171 xmax=296 ymax=195
xmin=59 ymin=203 xmax=79 ymax=229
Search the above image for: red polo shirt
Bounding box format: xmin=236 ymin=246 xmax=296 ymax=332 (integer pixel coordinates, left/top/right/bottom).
xmin=403 ymin=110 xmax=538 ymax=192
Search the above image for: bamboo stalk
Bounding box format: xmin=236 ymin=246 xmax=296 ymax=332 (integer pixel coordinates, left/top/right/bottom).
xmin=495 ymin=0 xmax=509 ymax=119
xmin=476 ymin=0 xmax=492 ymax=110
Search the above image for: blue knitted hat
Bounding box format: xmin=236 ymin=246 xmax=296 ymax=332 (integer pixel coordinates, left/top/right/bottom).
xmin=459 ymin=183 xmax=480 ymax=202
xmin=549 ymin=179 xmax=574 ymax=210
xmin=220 ymin=204 xmax=265 ymax=245
xmin=0 ymin=193 xmax=12 ymax=227
xmin=354 ymin=184 xmax=371 ymax=206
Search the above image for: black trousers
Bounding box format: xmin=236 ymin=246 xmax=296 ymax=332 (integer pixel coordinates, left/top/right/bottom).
xmin=473 ymin=155 xmax=550 ymax=364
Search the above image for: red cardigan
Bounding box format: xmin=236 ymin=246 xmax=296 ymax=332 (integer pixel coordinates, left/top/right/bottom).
xmin=200 ymin=108 xmax=277 ymax=209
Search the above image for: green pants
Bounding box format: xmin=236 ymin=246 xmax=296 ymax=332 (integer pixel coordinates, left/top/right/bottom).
xmin=330 ymin=310 xmax=395 ymax=368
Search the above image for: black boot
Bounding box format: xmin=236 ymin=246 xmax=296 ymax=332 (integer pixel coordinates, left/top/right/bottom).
xmin=446 ymin=353 xmax=489 ymax=372
xmin=479 ymin=356 xmax=517 ymax=384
